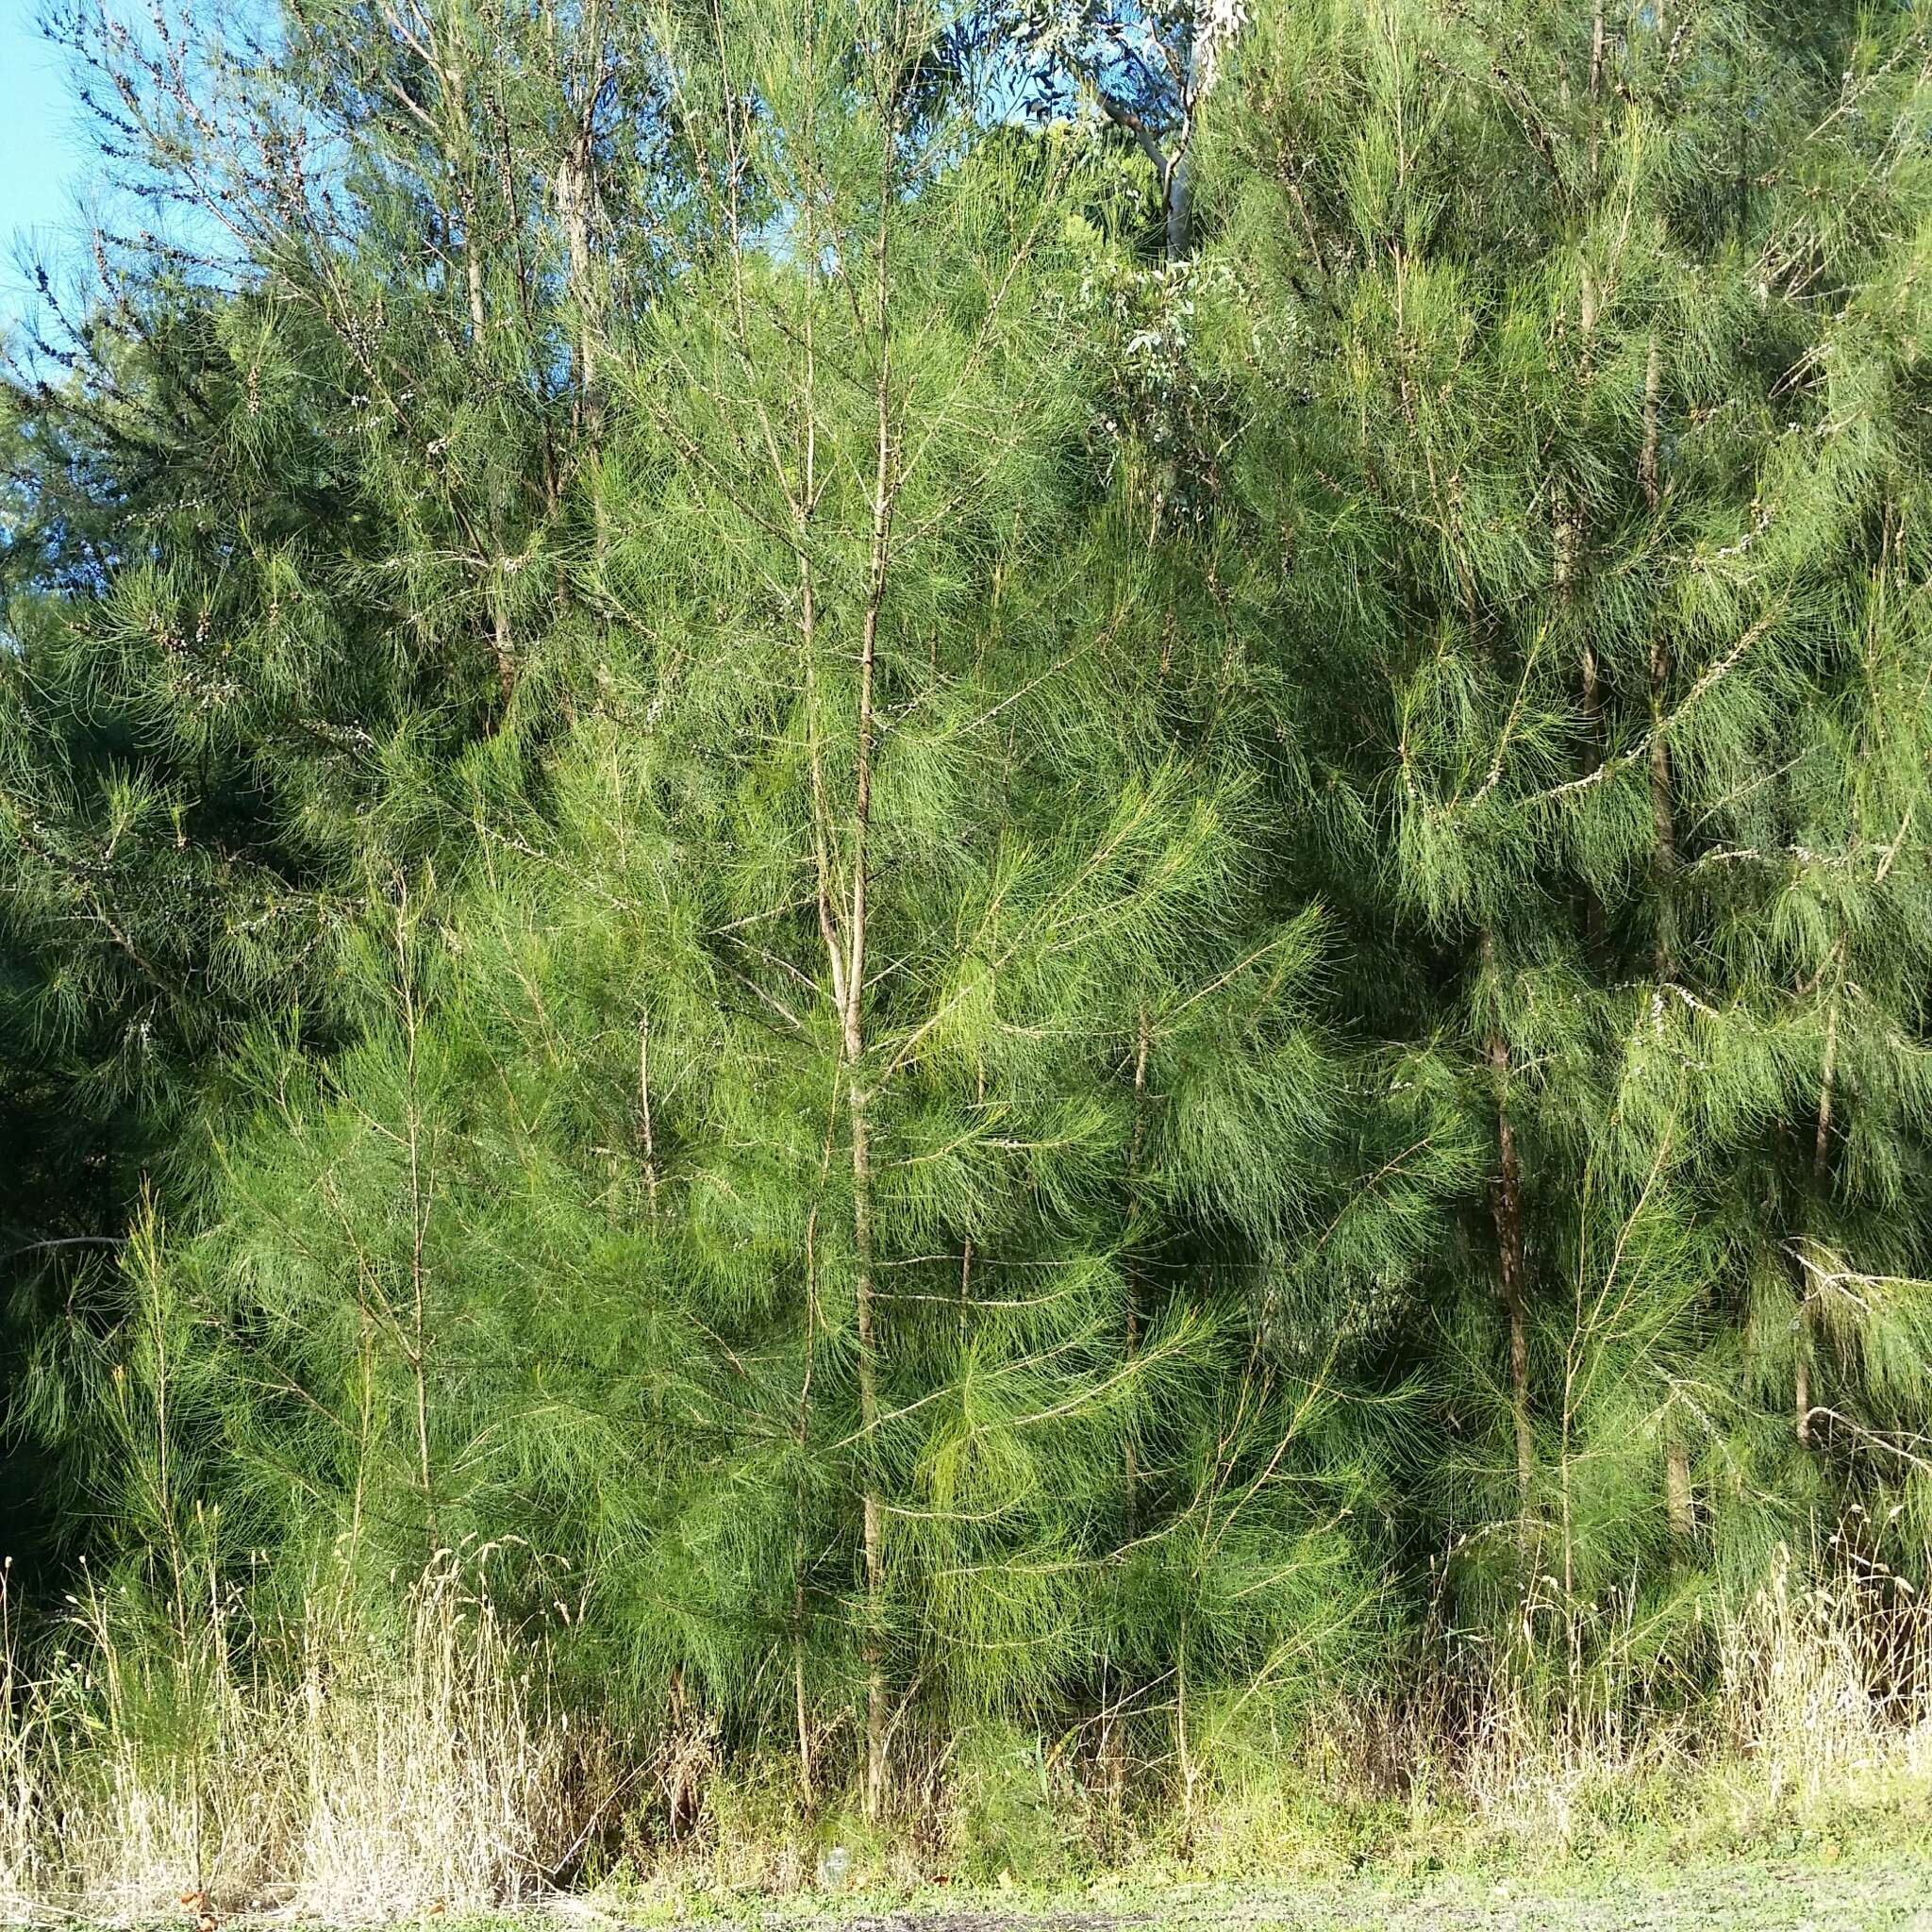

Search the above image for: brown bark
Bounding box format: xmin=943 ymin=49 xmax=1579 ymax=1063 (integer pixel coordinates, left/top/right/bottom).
xmin=1124 ymin=1010 xmax=1153 ymax=1530
xmin=1798 ymin=991 xmax=1840 ymax=1448
xmin=1485 ymin=942 xmax=1534 ymax=1523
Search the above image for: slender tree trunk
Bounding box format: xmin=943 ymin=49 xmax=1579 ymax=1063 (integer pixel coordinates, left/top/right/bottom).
xmin=787 ymin=68 xmax=833 ymax=1805
xmin=132 ymin=1208 xmax=190 ymax=1635
xmin=1485 ymin=939 xmax=1533 ymax=1524
xmin=1557 ymin=478 xmax=1605 ymax=953
xmin=1632 ymin=330 xmax=1692 ymax=1533
xmin=1640 ymin=331 xmax=1662 ymax=514
xmin=442 ymin=32 xmax=518 ymax=709
xmin=1665 ymin=1441 xmax=1695 ymax=1539
xmin=795 ymin=1177 xmax=825 ymax=1805
xmin=1798 ymin=984 xmax=1840 ymax=1448
xmin=1493 ymin=1074 xmax=1533 ymax=1518
xmin=559 ymin=132 xmax=600 ymax=429
xmin=555 ymin=0 xmax=604 ymax=441
xmin=849 ymin=1082 xmax=887 ymax=1823
xmin=1164 ymin=146 xmax=1193 ymax=265
xmin=1174 ymin=1613 xmax=1196 ymax=1844
xmin=1561 ymin=487 xmax=1598 ymax=760
xmin=1124 ymin=1008 xmax=1152 ymax=1528
xmin=846 ymin=175 xmax=898 ymax=1821
xmin=1587 ymin=1 xmax=1607 ymax=185
xmin=1563 ymin=271 xmax=1602 ymax=948
xmin=463 ymin=211 xmax=519 ymax=708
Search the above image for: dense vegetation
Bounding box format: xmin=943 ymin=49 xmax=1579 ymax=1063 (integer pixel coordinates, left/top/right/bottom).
xmin=4 ymin=0 xmax=1932 ymax=1887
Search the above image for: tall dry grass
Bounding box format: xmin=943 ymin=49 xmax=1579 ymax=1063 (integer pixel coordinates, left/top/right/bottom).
xmin=1 ymin=1538 xmax=1929 ymax=1921
xmin=0 ymin=1547 xmax=616 ymax=1925
xmin=1341 ymin=1542 xmax=1932 ymax=1854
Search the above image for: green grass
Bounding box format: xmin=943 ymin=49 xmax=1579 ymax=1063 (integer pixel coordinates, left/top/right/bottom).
xmin=482 ymin=1807 xmax=1932 ymax=1932
xmin=440 ymin=1842 xmax=1932 ymax=1932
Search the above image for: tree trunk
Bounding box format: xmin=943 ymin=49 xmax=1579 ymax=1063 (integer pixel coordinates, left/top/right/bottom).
xmin=848 ymin=189 xmax=897 ymax=1821
xmin=395 ymin=884 xmax=439 ymax=1548
xmin=1485 ymin=940 xmax=1534 ymax=1525
xmin=1637 ymin=330 xmax=1691 ymax=1530
xmin=1798 ymin=989 xmax=1840 ymax=1448
xmin=850 ymin=1089 xmax=888 ymax=1822
xmin=1124 ymin=1008 xmax=1152 ymax=1528
xmin=557 ymin=92 xmax=603 ymax=436
xmin=1164 ymin=147 xmax=1193 ymax=265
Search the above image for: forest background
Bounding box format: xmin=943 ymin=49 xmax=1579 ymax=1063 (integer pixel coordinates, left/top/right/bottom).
xmin=4 ymin=0 xmax=1932 ymax=1917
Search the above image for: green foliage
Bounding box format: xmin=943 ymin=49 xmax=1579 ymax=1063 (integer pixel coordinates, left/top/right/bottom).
xmin=4 ymin=0 xmax=1932 ymax=1840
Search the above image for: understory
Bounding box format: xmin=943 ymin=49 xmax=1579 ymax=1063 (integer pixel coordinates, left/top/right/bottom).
xmin=0 ymin=1542 xmax=1927 ymax=1923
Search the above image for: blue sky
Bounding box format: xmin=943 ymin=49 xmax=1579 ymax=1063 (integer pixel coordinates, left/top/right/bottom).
xmin=0 ymin=8 xmax=86 ymax=326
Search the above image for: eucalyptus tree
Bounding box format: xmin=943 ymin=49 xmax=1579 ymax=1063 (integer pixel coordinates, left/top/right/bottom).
xmin=990 ymin=1 xmax=1249 ymax=261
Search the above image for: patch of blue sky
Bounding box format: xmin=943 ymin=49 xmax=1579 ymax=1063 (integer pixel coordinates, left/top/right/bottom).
xmin=0 ymin=9 xmax=90 ymax=333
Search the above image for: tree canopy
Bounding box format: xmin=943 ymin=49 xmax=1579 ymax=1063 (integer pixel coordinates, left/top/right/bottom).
xmin=5 ymin=0 xmax=1932 ymax=1834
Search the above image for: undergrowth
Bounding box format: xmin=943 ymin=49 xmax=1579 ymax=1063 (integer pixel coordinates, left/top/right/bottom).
xmin=1 ymin=1543 xmax=1928 ymax=1924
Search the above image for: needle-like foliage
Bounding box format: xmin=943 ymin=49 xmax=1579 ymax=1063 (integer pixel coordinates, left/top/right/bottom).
xmin=4 ymin=0 xmax=1932 ymax=1846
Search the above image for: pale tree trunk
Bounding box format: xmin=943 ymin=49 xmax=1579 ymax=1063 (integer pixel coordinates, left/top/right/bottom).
xmin=846 ymin=146 xmax=899 ymax=1821
xmin=1636 ymin=330 xmax=1693 ymax=1536
xmin=784 ymin=38 xmax=832 ymax=1807
xmin=795 ymin=1153 xmax=829 ymax=1804
xmin=438 ymin=25 xmax=519 ymax=709
xmin=1665 ymin=1442 xmax=1695 ymax=1541
xmin=554 ymin=0 xmax=606 ymax=437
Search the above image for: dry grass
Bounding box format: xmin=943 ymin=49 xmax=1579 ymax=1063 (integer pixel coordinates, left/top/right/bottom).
xmin=0 ymin=1547 xmax=616 ymax=1925
xmin=1430 ymin=1550 xmax=1932 ymax=1849
xmin=1 ymin=1541 xmax=1930 ymax=1924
